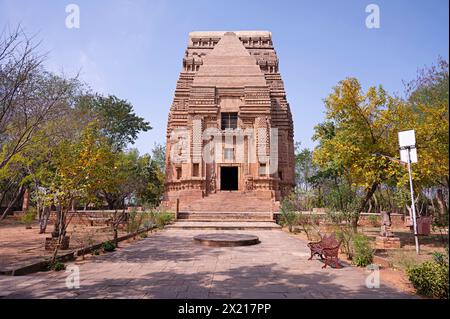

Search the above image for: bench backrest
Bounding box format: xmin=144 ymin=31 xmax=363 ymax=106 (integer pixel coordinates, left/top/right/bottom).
xmin=321 ymin=233 xmax=339 ymax=248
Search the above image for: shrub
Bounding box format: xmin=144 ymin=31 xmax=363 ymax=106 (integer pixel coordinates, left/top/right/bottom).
xmin=335 ymin=226 xmax=354 ymax=260
xmin=407 ymin=256 xmax=449 ymax=299
xmin=91 ymin=249 xmax=100 ymax=256
xmin=279 ymin=195 xmax=300 ymax=232
xmin=296 ymin=213 xmax=321 ymax=240
xmin=126 ymin=210 xmax=148 ymax=234
xmin=326 ymin=210 xmax=359 ymax=225
xmin=367 ymin=215 xmax=380 ymax=227
xmin=21 ymin=208 xmax=37 ymax=227
xmin=50 ymin=261 xmax=66 ymax=271
xmin=352 ymin=233 xmax=374 ymax=267
xmin=102 ymin=240 xmax=116 ymax=252
xmin=279 ymin=210 xmax=299 ymax=233
xmin=126 ymin=210 xmax=138 ymax=233
xmin=432 ymin=251 xmax=447 ymax=265
xmin=139 ymin=232 xmax=148 ymax=239
xmin=152 ymin=211 xmax=174 ymax=229
xmin=140 ymin=212 xmax=154 ymax=228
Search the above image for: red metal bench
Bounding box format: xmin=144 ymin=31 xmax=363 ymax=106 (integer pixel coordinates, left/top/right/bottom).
xmin=307 ymin=233 xmax=342 ymax=269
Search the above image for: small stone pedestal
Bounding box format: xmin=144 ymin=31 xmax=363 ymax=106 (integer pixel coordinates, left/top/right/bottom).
xmin=45 ymin=236 xmax=70 ymax=251
xmin=375 ymin=236 xmax=401 ymax=249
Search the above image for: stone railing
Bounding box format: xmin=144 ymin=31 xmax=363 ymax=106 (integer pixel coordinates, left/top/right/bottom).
xmin=252 ymin=178 xmax=278 ymax=191
xmin=165 ymin=179 xmax=205 ymax=192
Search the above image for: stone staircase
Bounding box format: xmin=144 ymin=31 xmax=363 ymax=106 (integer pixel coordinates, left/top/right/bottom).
xmin=177 ymin=211 xmax=273 ymax=222
xmin=180 ymin=191 xmax=278 ymax=214
xmin=167 ymin=221 xmax=281 ymax=230
xmin=169 ymin=192 xmax=281 ymax=230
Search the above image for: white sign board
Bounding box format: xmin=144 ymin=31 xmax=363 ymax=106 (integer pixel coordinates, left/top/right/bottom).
xmin=399 ymin=130 xmax=418 ymax=163
xmin=398 ymin=130 xmax=416 ymax=147
xmin=400 ymin=148 xmax=418 ymax=163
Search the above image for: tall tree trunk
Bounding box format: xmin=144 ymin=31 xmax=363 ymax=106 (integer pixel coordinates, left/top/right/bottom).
xmin=436 ymin=189 xmax=448 ymax=218
xmin=387 ymin=188 xmax=394 ymax=214
xmin=51 ymin=205 xmax=72 ymax=264
xmin=51 ymin=207 xmax=65 ymax=264
xmin=107 ymin=199 xmax=115 ymax=210
xmin=51 ymin=206 xmax=62 ymax=238
xmin=353 ymin=183 xmax=379 ymax=232
xmin=114 ymin=228 xmax=118 ymax=247
xmin=39 ymin=206 xmax=51 ymax=234
xmin=367 ymin=199 xmax=373 ymax=214
xmin=373 ymin=193 xmax=379 ymax=213
xmin=0 ymin=185 xmax=24 ymax=220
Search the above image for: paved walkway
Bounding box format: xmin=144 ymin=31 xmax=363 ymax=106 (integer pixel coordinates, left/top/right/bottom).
xmin=0 ymin=229 xmax=414 ymax=299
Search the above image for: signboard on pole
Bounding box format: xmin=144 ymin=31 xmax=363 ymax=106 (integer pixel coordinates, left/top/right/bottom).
xmin=399 ymin=130 xmax=418 ymax=163
xmin=398 ymin=129 xmax=420 ymax=255
xmin=400 ymin=148 xmax=418 ymax=163
xmin=398 ymin=130 xmax=416 ymax=147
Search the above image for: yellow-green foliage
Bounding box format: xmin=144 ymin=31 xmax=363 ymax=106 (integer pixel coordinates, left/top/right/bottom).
xmin=407 ymin=256 xmax=449 ymax=299
xmin=352 ymin=233 xmax=374 ymax=267
xmin=151 ymin=211 xmax=174 ymax=229
xmin=313 ymin=78 xmax=409 ymax=191
xmin=21 ymin=208 xmax=36 ymax=226
xmin=313 ymin=60 xmax=449 ymax=205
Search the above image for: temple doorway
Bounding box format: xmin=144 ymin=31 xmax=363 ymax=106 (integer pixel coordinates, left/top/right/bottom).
xmin=220 ymin=167 xmax=238 ymax=191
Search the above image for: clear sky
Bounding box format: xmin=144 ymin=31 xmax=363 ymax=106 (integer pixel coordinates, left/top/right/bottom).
xmin=1 ymin=0 xmax=448 ymax=154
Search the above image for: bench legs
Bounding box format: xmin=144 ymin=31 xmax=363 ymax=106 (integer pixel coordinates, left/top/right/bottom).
xmin=321 ymin=256 xmax=342 ymax=269
xmin=308 ymin=251 xmax=324 ymax=260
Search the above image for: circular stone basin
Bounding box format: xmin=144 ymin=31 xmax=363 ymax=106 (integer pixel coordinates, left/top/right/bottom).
xmin=193 ymin=233 xmax=260 ymax=247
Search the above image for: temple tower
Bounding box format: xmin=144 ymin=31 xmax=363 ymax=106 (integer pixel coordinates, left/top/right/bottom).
xmin=164 ymin=31 xmax=295 ymax=214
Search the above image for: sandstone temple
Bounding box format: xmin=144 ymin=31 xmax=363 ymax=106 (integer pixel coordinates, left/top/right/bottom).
xmin=163 ymin=31 xmax=295 ymax=218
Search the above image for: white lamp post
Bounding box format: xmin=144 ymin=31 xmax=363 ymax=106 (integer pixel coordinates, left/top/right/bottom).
xmin=398 ymin=130 xmax=420 ymax=255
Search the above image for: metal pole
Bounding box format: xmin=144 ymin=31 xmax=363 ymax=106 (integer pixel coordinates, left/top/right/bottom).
xmin=407 ymin=147 xmax=420 ymax=255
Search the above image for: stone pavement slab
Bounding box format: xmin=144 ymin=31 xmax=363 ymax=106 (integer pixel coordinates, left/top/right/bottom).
xmin=0 ymin=228 xmax=414 ymax=299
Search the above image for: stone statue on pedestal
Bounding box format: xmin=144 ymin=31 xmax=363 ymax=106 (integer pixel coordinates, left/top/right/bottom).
xmin=380 ymin=211 xmax=394 ymax=237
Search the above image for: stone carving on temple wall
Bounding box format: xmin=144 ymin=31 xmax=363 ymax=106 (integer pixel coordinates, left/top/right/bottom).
xmin=255 ymin=116 xmax=271 ymax=162
xmin=245 ymin=176 xmax=254 ymax=191
xmin=208 ymin=171 xmax=216 ymax=194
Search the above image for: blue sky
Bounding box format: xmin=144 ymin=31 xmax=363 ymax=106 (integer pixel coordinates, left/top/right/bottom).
xmin=1 ymin=0 xmax=448 ymax=155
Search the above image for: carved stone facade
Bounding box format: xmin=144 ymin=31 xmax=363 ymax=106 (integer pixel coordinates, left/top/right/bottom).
xmin=163 ymin=31 xmax=295 ymax=213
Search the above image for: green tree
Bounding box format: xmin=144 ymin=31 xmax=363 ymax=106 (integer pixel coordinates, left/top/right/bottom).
xmin=151 ymin=143 xmax=166 ymax=174
xmin=313 ymin=78 xmax=408 ymax=230
xmin=406 ymin=59 xmax=449 ymax=219
xmin=295 ymin=143 xmax=316 ymax=192
xmin=135 ymin=154 xmax=165 ymax=207
xmin=42 ymin=122 xmax=116 ymax=261
xmin=75 ymin=94 xmax=151 ymax=150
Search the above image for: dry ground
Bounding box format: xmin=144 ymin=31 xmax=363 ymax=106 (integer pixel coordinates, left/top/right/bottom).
xmin=0 ymin=216 xmax=127 ymax=272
